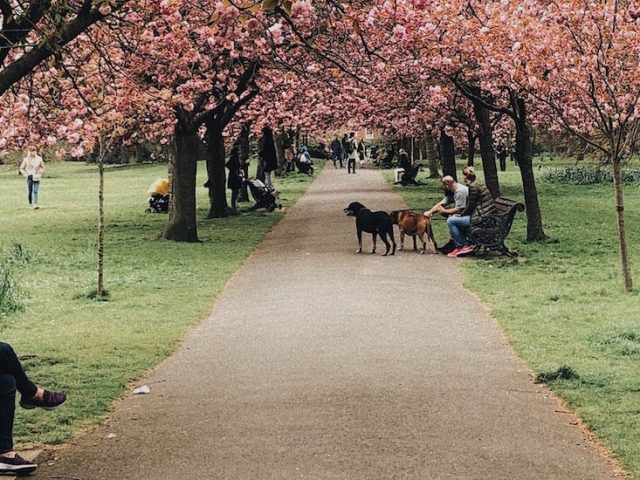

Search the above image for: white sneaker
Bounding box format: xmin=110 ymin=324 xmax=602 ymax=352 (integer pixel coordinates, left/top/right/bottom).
xmin=33 ymin=204 xmax=39 ymax=209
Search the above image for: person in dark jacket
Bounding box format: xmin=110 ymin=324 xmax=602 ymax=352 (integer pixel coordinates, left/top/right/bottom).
xmin=446 ymin=165 xmax=497 ymax=258
xmin=226 ymin=145 xmax=243 ymax=209
xmin=340 ymin=134 xmax=350 ymax=167
xmin=259 ymin=126 xmax=278 ymax=191
xmin=330 ymin=136 xmax=343 ymax=168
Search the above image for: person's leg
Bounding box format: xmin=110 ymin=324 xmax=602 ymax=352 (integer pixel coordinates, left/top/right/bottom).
xmin=446 ymin=215 xmax=471 ymax=247
xmin=263 ymin=171 xmax=273 ymax=190
xmin=231 ymin=188 xmax=240 ymax=209
xmin=0 ymin=374 xmax=16 ymax=455
xmin=0 ymin=343 xmax=37 ymax=400
xmin=26 ymin=176 xmax=33 ymax=206
xmin=32 ymin=181 xmax=40 ymax=207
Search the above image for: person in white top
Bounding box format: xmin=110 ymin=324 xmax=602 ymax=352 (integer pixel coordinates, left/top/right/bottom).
xmin=19 ymin=147 xmax=45 ymax=209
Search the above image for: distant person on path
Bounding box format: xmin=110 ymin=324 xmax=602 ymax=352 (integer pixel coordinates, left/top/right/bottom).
xmin=226 ymin=145 xmax=244 ymax=209
xmin=346 ymin=132 xmax=358 ymax=174
xmin=497 ymin=144 xmax=508 ymax=172
xmin=331 ymin=136 xmax=343 ymax=168
xmin=341 ymin=133 xmax=350 ymax=168
xmin=283 ymin=136 xmax=295 ymax=173
xmin=19 ymin=146 xmax=45 ymax=209
xmin=259 ymin=126 xmax=278 ymax=192
xmin=0 ymin=342 xmax=67 ymax=475
xmin=394 ymin=148 xmax=411 ymax=183
xmin=445 ymin=166 xmax=497 ymax=258
xmin=357 ymin=140 xmax=366 ymax=168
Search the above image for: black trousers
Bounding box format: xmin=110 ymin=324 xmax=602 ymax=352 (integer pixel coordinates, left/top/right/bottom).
xmin=347 ymin=158 xmax=356 ymax=173
xmin=0 ymin=343 xmax=38 ymax=453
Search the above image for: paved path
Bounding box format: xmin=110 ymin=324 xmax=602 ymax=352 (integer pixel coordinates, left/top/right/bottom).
xmin=37 ymin=165 xmax=619 ymax=479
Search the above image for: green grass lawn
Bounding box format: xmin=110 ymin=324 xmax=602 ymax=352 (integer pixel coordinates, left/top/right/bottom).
xmin=385 ymin=159 xmax=640 ymax=478
xmin=0 ymin=159 xmax=322 ymax=446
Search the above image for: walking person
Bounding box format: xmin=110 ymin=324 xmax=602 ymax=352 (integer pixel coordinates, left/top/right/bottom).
xmin=259 ymin=126 xmax=278 ymax=192
xmin=1 ymin=342 xmax=67 ymax=475
xmin=346 ymin=132 xmax=358 ymax=174
xmin=357 ymin=140 xmax=366 ymax=168
xmin=331 ymin=136 xmax=343 ymax=169
xmin=226 ymin=145 xmax=244 ymax=209
xmin=19 ymin=146 xmax=45 ymax=209
xmin=340 ymin=133 xmax=350 ymax=169
xmin=497 ymin=144 xmax=508 ymax=172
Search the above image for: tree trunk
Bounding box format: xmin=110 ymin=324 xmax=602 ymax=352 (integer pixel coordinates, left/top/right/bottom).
xmin=164 ymin=122 xmax=199 ymax=242
xmin=205 ymin=120 xmax=228 ymax=218
xmin=471 ymin=92 xmax=500 ymax=197
xmin=466 ymin=129 xmax=476 ymax=167
xmin=440 ymin=129 xmax=457 ymax=180
xmin=238 ymin=124 xmax=250 ymax=202
xmin=513 ymin=96 xmax=546 ymax=241
xmin=612 ymin=157 xmax=633 ymax=291
xmin=274 ymin=131 xmax=287 ymax=175
xmin=425 ymin=131 xmax=440 ymax=178
xmin=97 ymin=140 xmax=105 ymax=298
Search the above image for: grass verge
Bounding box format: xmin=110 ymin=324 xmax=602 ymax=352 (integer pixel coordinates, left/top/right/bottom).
xmin=385 ymin=159 xmax=640 ymax=478
xmin=0 ymin=159 xmax=322 ymax=446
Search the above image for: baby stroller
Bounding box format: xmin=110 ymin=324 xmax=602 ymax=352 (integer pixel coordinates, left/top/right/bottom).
xmin=399 ymin=163 xmax=422 ymax=186
xmin=245 ymin=178 xmax=281 ymax=212
xmin=295 ymin=149 xmax=315 ymax=175
xmin=145 ymin=178 xmax=170 ymax=213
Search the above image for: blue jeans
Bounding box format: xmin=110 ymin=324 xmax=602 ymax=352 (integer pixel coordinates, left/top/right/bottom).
xmin=27 ymin=176 xmax=40 ymax=205
xmin=0 ymin=343 xmax=38 ymax=453
xmin=447 ymin=215 xmax=471 ymax=247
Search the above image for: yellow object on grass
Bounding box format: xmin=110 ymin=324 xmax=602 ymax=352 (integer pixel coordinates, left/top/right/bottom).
xmin=148 ymin=178 xmax=170 ymax=196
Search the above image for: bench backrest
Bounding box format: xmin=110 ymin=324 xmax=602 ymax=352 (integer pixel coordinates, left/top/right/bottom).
xmin=492 ymin=197 xmax=525 ymax=232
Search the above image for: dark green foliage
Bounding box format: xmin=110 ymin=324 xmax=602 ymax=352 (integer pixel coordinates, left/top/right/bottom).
xmin=542 ymin=166 xmax=640 ymax=185
xmin=0 ymin=262 xmax=24 ymax=316
xmin=535 ymin=366 xmax=580 ymax=384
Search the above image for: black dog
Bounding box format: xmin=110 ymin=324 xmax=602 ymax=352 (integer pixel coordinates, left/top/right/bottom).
xmin=344 ymin=202 xmax=396 ymax=256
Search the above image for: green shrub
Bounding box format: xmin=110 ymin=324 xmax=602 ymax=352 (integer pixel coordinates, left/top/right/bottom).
xmin=0 ymin=262 xmax=24 ymax=316
xmin=542 ymin=166 xmax=640 ymax=185
xmin=4 ymin=242 xmax=39 ymax=265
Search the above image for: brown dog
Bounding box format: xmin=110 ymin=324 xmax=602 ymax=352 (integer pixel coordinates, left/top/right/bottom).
xmin=389 ymin=210 xmax=438 ymax=254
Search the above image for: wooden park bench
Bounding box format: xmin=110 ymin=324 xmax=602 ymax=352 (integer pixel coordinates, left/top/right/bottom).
xmin=468 ymin=197 xmax=525 ymax=258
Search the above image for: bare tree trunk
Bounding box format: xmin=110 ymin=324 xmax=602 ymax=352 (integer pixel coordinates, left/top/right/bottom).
xmin=425 ymin=130 xmax=440 ymax=178
xmin=274 ymin=131 xmax=287 ymax=175
xmin=513 ymin=95 xmax=546 ymax=241
xmin=471 ymin=90 xmax=501 ymax=197
xmin=164 ymin=122 xmax=199 ymax=242
xmin=97 ymin=138 xmax=105 ymax=298
xmin=612 ymin=157 xmax=633 ymax=291
xmin=440 ymin=129 xmax=457 ymax=180
xmin=205 ymin=120 xmax=228 ymax=218
xmin=238 ymin=124 xmax=250 ymax=202
xmin=466 ymin=129 xmax=476 ymax=167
